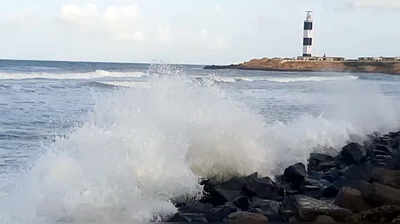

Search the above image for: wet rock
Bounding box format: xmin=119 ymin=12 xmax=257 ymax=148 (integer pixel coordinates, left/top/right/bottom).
xmin=301 ymin=178 xmax=328 ymax=198
xmin=168 ymin=213 xmax=208 ymax=223
xmin=342 ymin=163 xmax=374 ymax=183
xmin=322 ymin=185 xmax=339 ymax=198
xmin=348 ymin=205 xmax=400 ymax=224
xmin=334 ymin=187 xmax=371 ymax=212
xmin=308 ymin=153 xmax=335 ymax=172
xmin=206 ymin=203 xmax=238 ymax=222
xmin=352 ymin=180 xmax=400 ymax=206
xmin=389 ymin=152 xmax=400 ymax=170
xmin=312 ymin=215 xmax=337 ymax=224
xmin=243 ymin=173 xmax=281 ymax=200
xmin=202 ymin=173 xmax=282 ymax=207
xmin=232 ymin=196 xmax=249 ymax=211
xmin=321 ymin=169 xmax=341 ymax=183
xmin=341 ymin=142 xmax=366 ymax=165
xmin=201 ymin=179 xmax=229 ymax=206
xmin=290 ymin=195 xmax=352 ymax=221
xmin=224 ymin=211 xmax=269 ymax=224
xmin=279 ymin=205 xmax=297 ymax=222
xmin=288 ymin=216 xmax=299 ymax=223
xmin=393 ymin=215 xmax=400 ymax=224
xmin=371 ymin=168 xmax=400 ymax=189
xmin=364 ymin=182 xmax=400 ymax=206
xmin=375 ymin=144 xmax=393 ymax=154
xmin=178 ymin=201 xmax=213 ymax=213
xmin=250 ymin=198 xmax=281 ymax=221
xmin=211 ymin=176 xmax=247 ymax=203
xmin=284 ymin=163 xmax=306 ymax=189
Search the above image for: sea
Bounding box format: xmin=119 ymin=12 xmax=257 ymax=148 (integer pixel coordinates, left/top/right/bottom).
xmin=1 ymin=59 xmax=400 ymax=223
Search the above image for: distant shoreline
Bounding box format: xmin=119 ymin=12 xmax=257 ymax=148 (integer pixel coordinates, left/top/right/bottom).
xmin=204 ymin=57 xmax=400 ymax=75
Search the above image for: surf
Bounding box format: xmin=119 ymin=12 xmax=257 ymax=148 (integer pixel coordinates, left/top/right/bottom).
xmin=0 ymin=70 xmax=399 ymax=223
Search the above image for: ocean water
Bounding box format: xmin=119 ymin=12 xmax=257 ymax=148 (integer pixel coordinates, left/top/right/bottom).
xmin=1 ymin=59 xmax=400 ymax=223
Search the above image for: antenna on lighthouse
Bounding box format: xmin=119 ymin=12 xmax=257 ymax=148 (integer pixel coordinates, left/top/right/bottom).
xmin=303 ymin=11 xmax=313 ymax=57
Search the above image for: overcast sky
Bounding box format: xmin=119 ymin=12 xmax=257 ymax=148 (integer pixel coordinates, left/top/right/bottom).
xmin=1 ymin=0 xmax=399 ymax=64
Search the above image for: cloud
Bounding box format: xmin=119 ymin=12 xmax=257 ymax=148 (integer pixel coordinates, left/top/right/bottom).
xmin=351 ymin=0 xmax=400 ymax=9
xmin=60 ymin=3 xmax=143 ymax=41
xmin=60 ymin=4 xmax=99 ymax=26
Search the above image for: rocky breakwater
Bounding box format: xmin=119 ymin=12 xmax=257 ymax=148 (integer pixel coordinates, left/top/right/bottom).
xmin=163 ymin=130 xmax=400 ymax=223
xmin=204 ymin=58 xmax=400 ymax=75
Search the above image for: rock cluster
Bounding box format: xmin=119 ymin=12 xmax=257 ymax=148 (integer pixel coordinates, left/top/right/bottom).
xmin=164 ymin=131 xmax=400 ymax=223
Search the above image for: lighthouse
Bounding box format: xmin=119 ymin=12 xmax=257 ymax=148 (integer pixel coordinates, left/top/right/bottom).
xmin=303 ymin=11 xmax=313 ymax=57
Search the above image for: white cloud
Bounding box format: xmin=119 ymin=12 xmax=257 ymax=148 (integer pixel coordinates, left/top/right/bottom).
xmin=60 ymin=4 xmax=99 ymax=26
xmin=60 ymin=3 xmax=143 ymax=41
xmin=351 ymin=0 xmax=400 ymax=9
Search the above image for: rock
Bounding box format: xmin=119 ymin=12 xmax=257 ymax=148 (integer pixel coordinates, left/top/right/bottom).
xmin=313 ymin=215 xmax=337 ymax=224
xmin=206 ymin=173 xmax=282 ymax=204
xmin=213 ymin=176 xmax=247 ymax=202
xmin=393 ymin=215 xmax=400 ymax=224
xmin=349 ymin=205 xmax=400 ymax=224
xmin=322 ymin=185 xmax=339 ymax=198
xmin=354 ymin=181 xmax=400 ymax=206
xmin=201 ymin=179 xmax=230 ymax=206
xmin=321 ymin=169 xmax=341 ymax=183
xmin=389 ymin=152 xmax=400 ymax=170
xmin=206 ymin=203 xmax=238 ymax=222
xmin=308 ymin=153 xmax=335 ymax=172
xmin=250 ymin=198 xmax=281 ymax=221
xmin=232 ymin=196 xmax=250 ymax=211
xmin=371 ymin=168 xmax=400 ymax=189
xmin=290 ymin=195 xmax=352 ymax=221
xmin=301 ymin=178 xmax=328 ymax=198
xmin=243 ymin=173 xmax=281 ymax=200
xmin=178 ymin=201 xmax=213 ymax=213
xmin=334 ymin=187 xmax=371 ymax=212
xmin=288 ymin=216 xmax=299 ymax=223
xmin=367 ymin=182 xmax=400 ymax=206
xmin=342 ymin=163 xmax=373 ymax=182
xmin=284 ymin=163 xmax=306 ymax=189
xmin=341 ymin=142 xmax=366 ymax=165
xmin=375 ymin=144 xmax=393 ymax=154
xmin=224 ymin=211 xmax=269 ymax=224
xmin=168 ymin=213 xmax=208 ymax=223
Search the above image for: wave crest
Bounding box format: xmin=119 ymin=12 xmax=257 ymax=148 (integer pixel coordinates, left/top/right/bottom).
xmin=0 ymin=70 xmax=146 ymax=80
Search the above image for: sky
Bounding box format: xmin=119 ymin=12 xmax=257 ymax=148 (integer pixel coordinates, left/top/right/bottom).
xmin=0 ymin=0 xmax=399 ymax=64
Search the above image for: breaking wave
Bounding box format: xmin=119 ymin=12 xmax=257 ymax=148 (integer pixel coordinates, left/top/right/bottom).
xmin=96 ymin=81 xmax=151 ymax=88
xmin=0 ymin=71 xmax=399 ymax=223
xmin=0 ymin=70 xmax=146 ymax=80
xmin=0 ymin=75 xmax=274 ymax=224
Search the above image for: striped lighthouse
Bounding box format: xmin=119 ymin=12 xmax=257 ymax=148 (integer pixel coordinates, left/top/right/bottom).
xmin=303 ymin=11 xmax=313 ymax=57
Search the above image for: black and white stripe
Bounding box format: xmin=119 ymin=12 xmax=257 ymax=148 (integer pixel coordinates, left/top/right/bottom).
xmin=303 ymin=11 xmax=313 ymax=57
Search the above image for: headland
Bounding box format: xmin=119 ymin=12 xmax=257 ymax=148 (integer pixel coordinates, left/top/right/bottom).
xmin=204 ymin=56 xmax=400 ymax=75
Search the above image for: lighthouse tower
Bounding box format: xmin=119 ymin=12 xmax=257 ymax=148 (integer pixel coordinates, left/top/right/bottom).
xmin=303 ymin=11 xmax=313 ymax=57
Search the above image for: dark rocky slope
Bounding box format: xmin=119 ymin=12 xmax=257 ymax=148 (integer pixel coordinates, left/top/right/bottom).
xmin=163 ymin=130 xmax=400 ymax=223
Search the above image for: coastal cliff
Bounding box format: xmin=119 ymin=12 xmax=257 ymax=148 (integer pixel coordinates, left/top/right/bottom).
xmin=205 ymin=58 xmax=400 ymax=75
